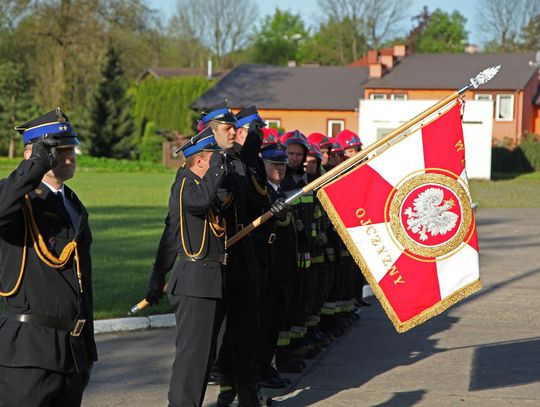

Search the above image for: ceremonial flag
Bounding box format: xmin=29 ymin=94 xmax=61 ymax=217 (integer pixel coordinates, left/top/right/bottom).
xmin=318 ymin=101 xmax=480 ymax=332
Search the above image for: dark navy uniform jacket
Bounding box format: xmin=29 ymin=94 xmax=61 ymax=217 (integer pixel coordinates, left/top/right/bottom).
xmin=154 ymin=158 xmax=226 ymax=299
xmin=0 ymin=157 xmax=97 ymax=373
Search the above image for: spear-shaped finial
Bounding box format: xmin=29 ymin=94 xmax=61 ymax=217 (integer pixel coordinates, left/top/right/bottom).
xmin=469 ymin=65 xmax=501 ymax=89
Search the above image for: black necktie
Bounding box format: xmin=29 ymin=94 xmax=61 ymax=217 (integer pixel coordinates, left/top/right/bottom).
xmin=56 ymin=192 xmax=78 ymax=227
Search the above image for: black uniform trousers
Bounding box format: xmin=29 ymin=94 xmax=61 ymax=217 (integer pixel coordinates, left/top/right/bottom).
xmin=168 ymin=290 xmax=223 ymax=407
xmin=0 ymin=365 xmax=89 ymax=407
xmin=217 ymin=275 xmax=260 ymax=386
xmin=259 ymin=280 xmax=294 ymax=372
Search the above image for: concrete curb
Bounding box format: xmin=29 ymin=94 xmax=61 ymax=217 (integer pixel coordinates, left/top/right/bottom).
xmin=94 ymin=313 xmax=175 ymax=334
xmin=94 ymin=289 xmax=376 ymax=335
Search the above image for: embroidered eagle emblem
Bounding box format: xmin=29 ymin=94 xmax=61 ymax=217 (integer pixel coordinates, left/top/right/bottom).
xmin=404 ymin=187 xmax=458 ymax=241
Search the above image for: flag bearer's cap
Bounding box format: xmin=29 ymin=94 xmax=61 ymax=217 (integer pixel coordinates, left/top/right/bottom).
xmin=336 ymin=129 xmax=362 ymax=148
xmin=307 ymin=132 xmax=332 ymax=149
xmin=176 ymin=127 xmax=223 ymax=157
xmin=15 ymin=107 xmax=79 ymax=146
xmin=262 ymin=128 xmax=279 ymax=148
xmin=261 ymin=143 xmax=288 ymax=164
xmin=234 ymin=105 xmax=265 ymax=129
xmin=280 ymin=130 xmax=309 ymax=151
xmin=200 ymin=101 xmax=237 ymax=126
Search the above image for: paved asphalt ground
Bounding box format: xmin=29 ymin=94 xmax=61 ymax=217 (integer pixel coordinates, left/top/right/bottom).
xmin=83 ymin=208 xmax=540 ymax=407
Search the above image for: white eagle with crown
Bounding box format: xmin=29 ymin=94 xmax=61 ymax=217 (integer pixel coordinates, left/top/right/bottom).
xmin=404 ymin=187 xmax=458 ymax=241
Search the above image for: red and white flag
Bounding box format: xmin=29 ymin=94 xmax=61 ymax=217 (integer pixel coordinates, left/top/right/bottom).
xmin=318 ymin=101 xmax=480 ymax=332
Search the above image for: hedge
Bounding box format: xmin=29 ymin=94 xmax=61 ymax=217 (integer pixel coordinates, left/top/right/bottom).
xmin=131 ymin=76 xmax=215 ymax=141
xmin=492 ymin=133 xmax=540 ymax=173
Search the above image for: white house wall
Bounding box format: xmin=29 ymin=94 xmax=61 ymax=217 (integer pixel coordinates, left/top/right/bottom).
xmin=359 ymin=99 xmax=493 ymax=180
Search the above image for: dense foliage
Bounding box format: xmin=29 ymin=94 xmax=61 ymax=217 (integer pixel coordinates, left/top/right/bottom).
xmin=131 ymin=77 xmax=215 ymax=139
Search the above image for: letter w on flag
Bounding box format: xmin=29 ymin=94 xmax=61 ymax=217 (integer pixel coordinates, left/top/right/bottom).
xmin=318 ymin=101 xmax=480 ymax=332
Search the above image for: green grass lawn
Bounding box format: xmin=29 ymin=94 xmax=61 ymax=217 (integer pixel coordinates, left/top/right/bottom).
xmin=0 ymin=165 xmax=177 ymax=319
xmin=1 ymin=160 xmax=539 ymax=319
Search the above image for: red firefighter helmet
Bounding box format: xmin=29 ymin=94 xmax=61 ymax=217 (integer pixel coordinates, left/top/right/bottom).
xmin=262 ymin=127 xmax=279 ymax=148
xmin=307 ymin=132 xmax=332 ymax=149
xmin=280 ymin=129 xmax=309 ymax=151
xmin=307 ymin=143 xmax=322 ymax=161
xmin=336 ymin=129 xmax=362 ymax=149
xmin=328 ymin=137 xmax=344 ymax=154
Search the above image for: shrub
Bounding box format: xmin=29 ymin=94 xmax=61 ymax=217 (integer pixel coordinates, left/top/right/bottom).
xmin=519 ymin=133 xmax=540 ymax=171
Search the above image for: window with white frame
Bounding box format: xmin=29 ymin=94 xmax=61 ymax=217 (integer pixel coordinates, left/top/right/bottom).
xmin=390 ymin=93 xmax=407 ymax=100
xmin=327 ymin=120 xmax=344 ymax=137
xmin=265 ymin=119 xmax=281 ymax=128
xmin=474 ymin=94 xmax=492 ymax=101
xmin=369 ymin=93 xmax=387 ymax=100
xmin=496 ymin=94 xmax=514 ymax=121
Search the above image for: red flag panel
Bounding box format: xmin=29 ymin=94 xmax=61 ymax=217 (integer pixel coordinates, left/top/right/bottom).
xmin=322 ymin=164 xmax=394 ymax=227
xmin=422 ymin=104 xmax=465 ymax=177
xmin=379 ymin=253 xmax=441 ymax=322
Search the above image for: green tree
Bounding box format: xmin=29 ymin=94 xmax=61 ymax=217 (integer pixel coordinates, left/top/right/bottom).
xmin=0 ymin=61 xmax=38 ymax=158
xmin=520 ymin=14 xmax=540 ymax=51
xmin=86 ymin=46 xmax=134 ymax=159
xmin=410 ymin=9 xmax=468 ymax=53
xmin=300 ymin=17 xmax=366 ymax=65
xmin=252 ymin=9 xmax=308 ymax=65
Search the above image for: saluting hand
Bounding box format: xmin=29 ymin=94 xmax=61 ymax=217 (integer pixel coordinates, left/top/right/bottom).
xmin=31 ymin=136 xmax=60 ymax=170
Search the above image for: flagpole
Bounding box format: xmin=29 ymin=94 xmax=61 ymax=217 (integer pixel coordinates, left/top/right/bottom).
xmin=226 ymin=65 xmax=500 ymax=247
xmin=129 ymin=65 xmax=500 ymax=314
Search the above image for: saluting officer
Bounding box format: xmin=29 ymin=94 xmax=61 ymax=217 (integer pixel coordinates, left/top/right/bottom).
xmin=0 ymin=108 xmax=97 ymax=407
xmin=145 ymin=127 xmax=227 ymax=407
xmin=197 ymin=102 xmax=263 ymax=407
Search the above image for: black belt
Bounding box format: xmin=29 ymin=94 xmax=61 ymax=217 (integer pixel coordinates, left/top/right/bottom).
xmin=252 ymin=232 xmax=277 ymax=244
xmin=4 ymin=312 xmax=86 ymax=337
xmin=178 ymin=253 xmax=227 ymax=264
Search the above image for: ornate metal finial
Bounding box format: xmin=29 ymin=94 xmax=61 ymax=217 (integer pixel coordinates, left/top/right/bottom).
xmin=469 ymin=65 xmax=501 ymax=88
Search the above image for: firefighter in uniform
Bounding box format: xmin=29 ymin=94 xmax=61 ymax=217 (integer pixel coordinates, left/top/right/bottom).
xmin=307 ymin=132 xmax=333 ymax=169
xmin=305 ymin=143 xmax=332 ymax=348
xmin=321 ymin=137 xmax=350 ymax=336
xmin=0 ymin=108 xmax=97 ymax=407
xmin=196 ymin=102 xmax=279 ymax=407
xmin=336 ymin=129 xmax=370 ymax=309
xmin=280 ymin=130 xmax=319 ymax=359
xmin=145 ymin=127 xmax=227 ymax=407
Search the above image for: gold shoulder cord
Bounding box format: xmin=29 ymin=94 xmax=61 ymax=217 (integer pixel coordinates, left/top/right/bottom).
xmin=251 ymin=174 xmax=267 ymax=196
xmin=179 ymin=177 xmax=207 ymax=257
xmin=0 ymin=210 xmax=29 ymax=297
xmin=208 ymin=210 xmax=225 ymax=238
xmin=0 ymin=194 xmax=83 ymax=297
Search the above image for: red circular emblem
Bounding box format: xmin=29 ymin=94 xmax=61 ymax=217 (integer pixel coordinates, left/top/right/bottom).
xmin=400 ymin=183 xmax=462 ymax=247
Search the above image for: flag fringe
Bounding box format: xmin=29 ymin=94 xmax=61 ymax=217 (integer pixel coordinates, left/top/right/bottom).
xmin=317 ymin=187 xmax=482 ymax=333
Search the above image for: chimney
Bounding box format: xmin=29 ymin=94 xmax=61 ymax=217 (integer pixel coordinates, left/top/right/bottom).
xmin=207 ymin=58 xmax=212 ymax=80
xmin=287 ymin=60 xmax=297 ymax=67
xmin=367 ymin=50 xmax=378 ymax=64
xmin=380 ymin=55 xmax=394 ymax=70
xmin=465 ymin=44 xmax=479 ymax=54
xmin=369 ymin=63 xmax=383 ymax=79
xmin=393 ymin=44 xmax=406 ymax=57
